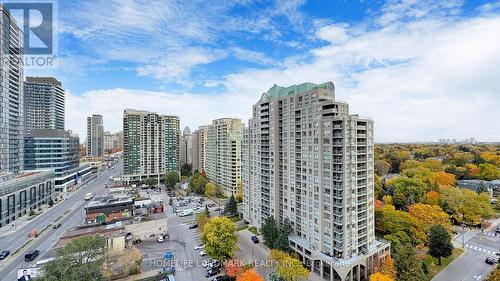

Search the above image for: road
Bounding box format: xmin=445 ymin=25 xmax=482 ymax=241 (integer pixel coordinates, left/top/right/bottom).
xmin=236 ymin=229 xmax=273 ymax=279
xmin=433 ymin=229 xmax=500 ymax=281
xmin=0 ymin=161 xmax=123 ymax=281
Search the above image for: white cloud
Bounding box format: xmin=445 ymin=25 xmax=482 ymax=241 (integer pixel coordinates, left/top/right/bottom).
xmin=64 ymin=1 xmax=500 ymax=143
xmin=136 ymin=48 xmax=226 ymax=83
xmin=66 ymin=88 xmax=256 ymax=140
xmin=230 ymin=47 xmax=275 ymax=65
xmin=316 ymin=24 xmax=350 ymax=44
xmin=219 ymin=12 xmax=500 ymax=142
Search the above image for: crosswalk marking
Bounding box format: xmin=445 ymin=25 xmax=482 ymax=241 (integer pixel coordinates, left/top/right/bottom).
xmin=465 ymin=244 xmax=498 ymax=255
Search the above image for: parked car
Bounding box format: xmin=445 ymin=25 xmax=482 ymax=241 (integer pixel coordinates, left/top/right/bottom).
xmin=206 ymin=267 xmax=220 ymax=277
xmin=485 ymin=257 xmax=497 ymax=265
xmin=496 ymin=227 xmax=500 ymax=234
xmin=212 ymin=276 xmax=229 ymax=281
xmin=157 ymin=235 xmax=165 ymax=243
xmin=251 ymin=236 xmax=259 ymax=244
xmin=207 ymin=262 xmax=222 ymax=271
xmin=24 ymin=250 xmax=40 ymax=262
xmin=195 ymin=244 xmax=204 ymax=250
xmin=199 ymin=250 xmax=206 ymax=257
xmin=0 ymin=250 xmax=10 ymax=260
xmin=203 ymin=259 xmax=216 ymax=268
xmin=189 ymin=224 xmax=198 ymax=229
xmin=214 ymin=207 xmax=222 ymax=212
xmin=53 ymin=223 xmax=62 ymax=229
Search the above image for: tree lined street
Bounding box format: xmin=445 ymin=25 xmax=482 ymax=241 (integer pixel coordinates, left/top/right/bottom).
xmin=0 ymin=161 xmax=123 ymax=280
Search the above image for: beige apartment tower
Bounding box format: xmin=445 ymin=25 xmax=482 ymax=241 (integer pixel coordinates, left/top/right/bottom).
xmin=205 ymin=118 xmax=244 ymax=196
xmin=180 ymin=127 xmax=193 ymax=166
xmin=192 ymin=125 xmax=210 ymax=173
xmin=242 ymin=82 xmax=389 ymax=281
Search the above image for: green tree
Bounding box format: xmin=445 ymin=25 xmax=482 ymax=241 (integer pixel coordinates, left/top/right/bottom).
xmin=204 ymin=205 xmax=210 ymax=217
xmin=163 ymin=171 xmax=179 ymax=189
xmin=477 ymin=163 xmax=500 ymax=181
xmin=390 ymin=176 xmax=426 ymax=210
xmin=395 ymin=245 xmax=425 ymax=281
xmin=48 ymin=198 xmax=54 ymax=207
xmin=428 ymin=224 xmax=453 ymax=265
xmin=375 ymin=160 xmax=391 ymax=176
xmin=205 ymin=182 xmax=216 ymax=197
xmin=261 ymin=216 xmax=279 ymax=248
xmin=39 ymin=236 xmax=106 ymax=281
xmin=375 ymin=204 xmax=413 ymax=235
xmin=180 ymin=163 xmax=192 ymax=177
xmin=383 ymin=231 xmax=412 ymax=258
xmin=189 ymin=172 xmax=208 ymax=194
xmin=274 ymin=218 xmax=293 ymax=252
xmin=200 ymin=217 xmax=238 ymax=260
xmin=375 ymin=175 xmax=383 ymax=199
xmin=144 ymin=178 xmax=157 ymax=187
xmin=440 ymin=187 xmax=494 ymax=225
xmin=224 ymin=194 xmax=238 ymax=216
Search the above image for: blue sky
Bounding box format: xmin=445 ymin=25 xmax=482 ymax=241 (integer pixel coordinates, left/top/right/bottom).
xmin=26 ymin=0 xmax=500 ymax=142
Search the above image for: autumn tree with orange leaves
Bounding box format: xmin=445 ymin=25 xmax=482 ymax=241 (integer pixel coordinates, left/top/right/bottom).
xmin=225 ymin=259 xmax=243 ymax=278
xmin=236 ymin=269 xmax=264 ymax=281
xmin=424 ymin=191 xmax=439 ymax=205
xmin=372 ymin=256 xmax=396 ymax=279
xmin=369 ymin=272 xmax=394 ymax=281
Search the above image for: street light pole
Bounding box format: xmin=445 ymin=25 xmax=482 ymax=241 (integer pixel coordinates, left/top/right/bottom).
xmin=462 ymin=223 xmax=465 ymax=248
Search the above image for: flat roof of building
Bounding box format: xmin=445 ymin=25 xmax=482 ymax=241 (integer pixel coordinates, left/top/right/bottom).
xmin=86 ymin=196 xmax=134 ymax=208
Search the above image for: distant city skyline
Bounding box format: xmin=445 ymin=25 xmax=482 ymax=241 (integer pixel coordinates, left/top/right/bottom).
xmin=24 ymin=1 xmax=500 ymax=142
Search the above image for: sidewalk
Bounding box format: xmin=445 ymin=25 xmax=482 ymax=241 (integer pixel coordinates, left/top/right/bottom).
xmin=0 ymin=194 xmax=67 ymax=238
xmin=0 ymin=174 xmax=96 ymax=238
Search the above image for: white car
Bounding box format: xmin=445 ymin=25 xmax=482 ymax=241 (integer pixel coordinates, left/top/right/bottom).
xmin=195 ymin=244 xmax=204 ymax=250
xmin=157 ymin=235 xmax=165 ymax=243
xmin=199 ymin=250 xmax=206 ymax=257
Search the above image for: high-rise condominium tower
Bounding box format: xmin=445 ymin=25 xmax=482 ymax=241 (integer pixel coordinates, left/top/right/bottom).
xmin=206 ymin=118 xmax=244 ymax=196
xmin=180 ymin=127 xmax=193 ymax=166
xmin=192 ymin=125 xmax=210 ymax=173
xmin=242 ymin=82 xmax=389 ymax=281
xmin=86 ymin=114 xmax=104 ymax=157
xmin=0 ymin=7 xmax=24 ymax=174
xmin=24 ymin=77 xmax=65 ymax=130
xmin=123 ymin=109 xmax=180 ymax=182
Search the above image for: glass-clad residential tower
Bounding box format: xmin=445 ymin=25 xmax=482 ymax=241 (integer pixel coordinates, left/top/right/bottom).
xmin=0 ymin=6 xmax=24 ymax=174
xmin=123 ymin=109 xmax=180 ymax=182
xmin=24 ymin=77 xmax=65 ymax=130
xmin=242 ymin=82 xmax=389 ymax=281
xmin=86 ymin=114 xmax=104 ymax=157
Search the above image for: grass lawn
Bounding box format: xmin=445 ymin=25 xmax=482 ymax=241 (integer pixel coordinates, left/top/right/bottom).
xmin=422 ymin=247 xmax=464 ymax=280
xmin=228 ymin=215 xmax=241 ymax=222
xmin=248 ymin=226 xmax=260 ymax=235
xmin=237 ymin=225 xmax=249 ymax=231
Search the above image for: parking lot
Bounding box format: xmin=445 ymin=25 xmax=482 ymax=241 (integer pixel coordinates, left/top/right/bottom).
xmin=137 ymin=194 xmax=228 ymax=281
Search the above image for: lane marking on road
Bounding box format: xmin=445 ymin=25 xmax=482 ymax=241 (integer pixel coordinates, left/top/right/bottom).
xmin=461 ymin=253 xmax=487 ymax=281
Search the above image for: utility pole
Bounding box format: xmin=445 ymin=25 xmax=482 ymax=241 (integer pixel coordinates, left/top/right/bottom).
xmin=462 ymin=223 xmax=465 ymax=248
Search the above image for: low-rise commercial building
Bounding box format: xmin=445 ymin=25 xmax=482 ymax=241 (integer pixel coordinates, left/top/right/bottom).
xmin=85 ymin=196 xmax=134 ymax=223
xmin=0 ymin=170 xmax=55 ymax=227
